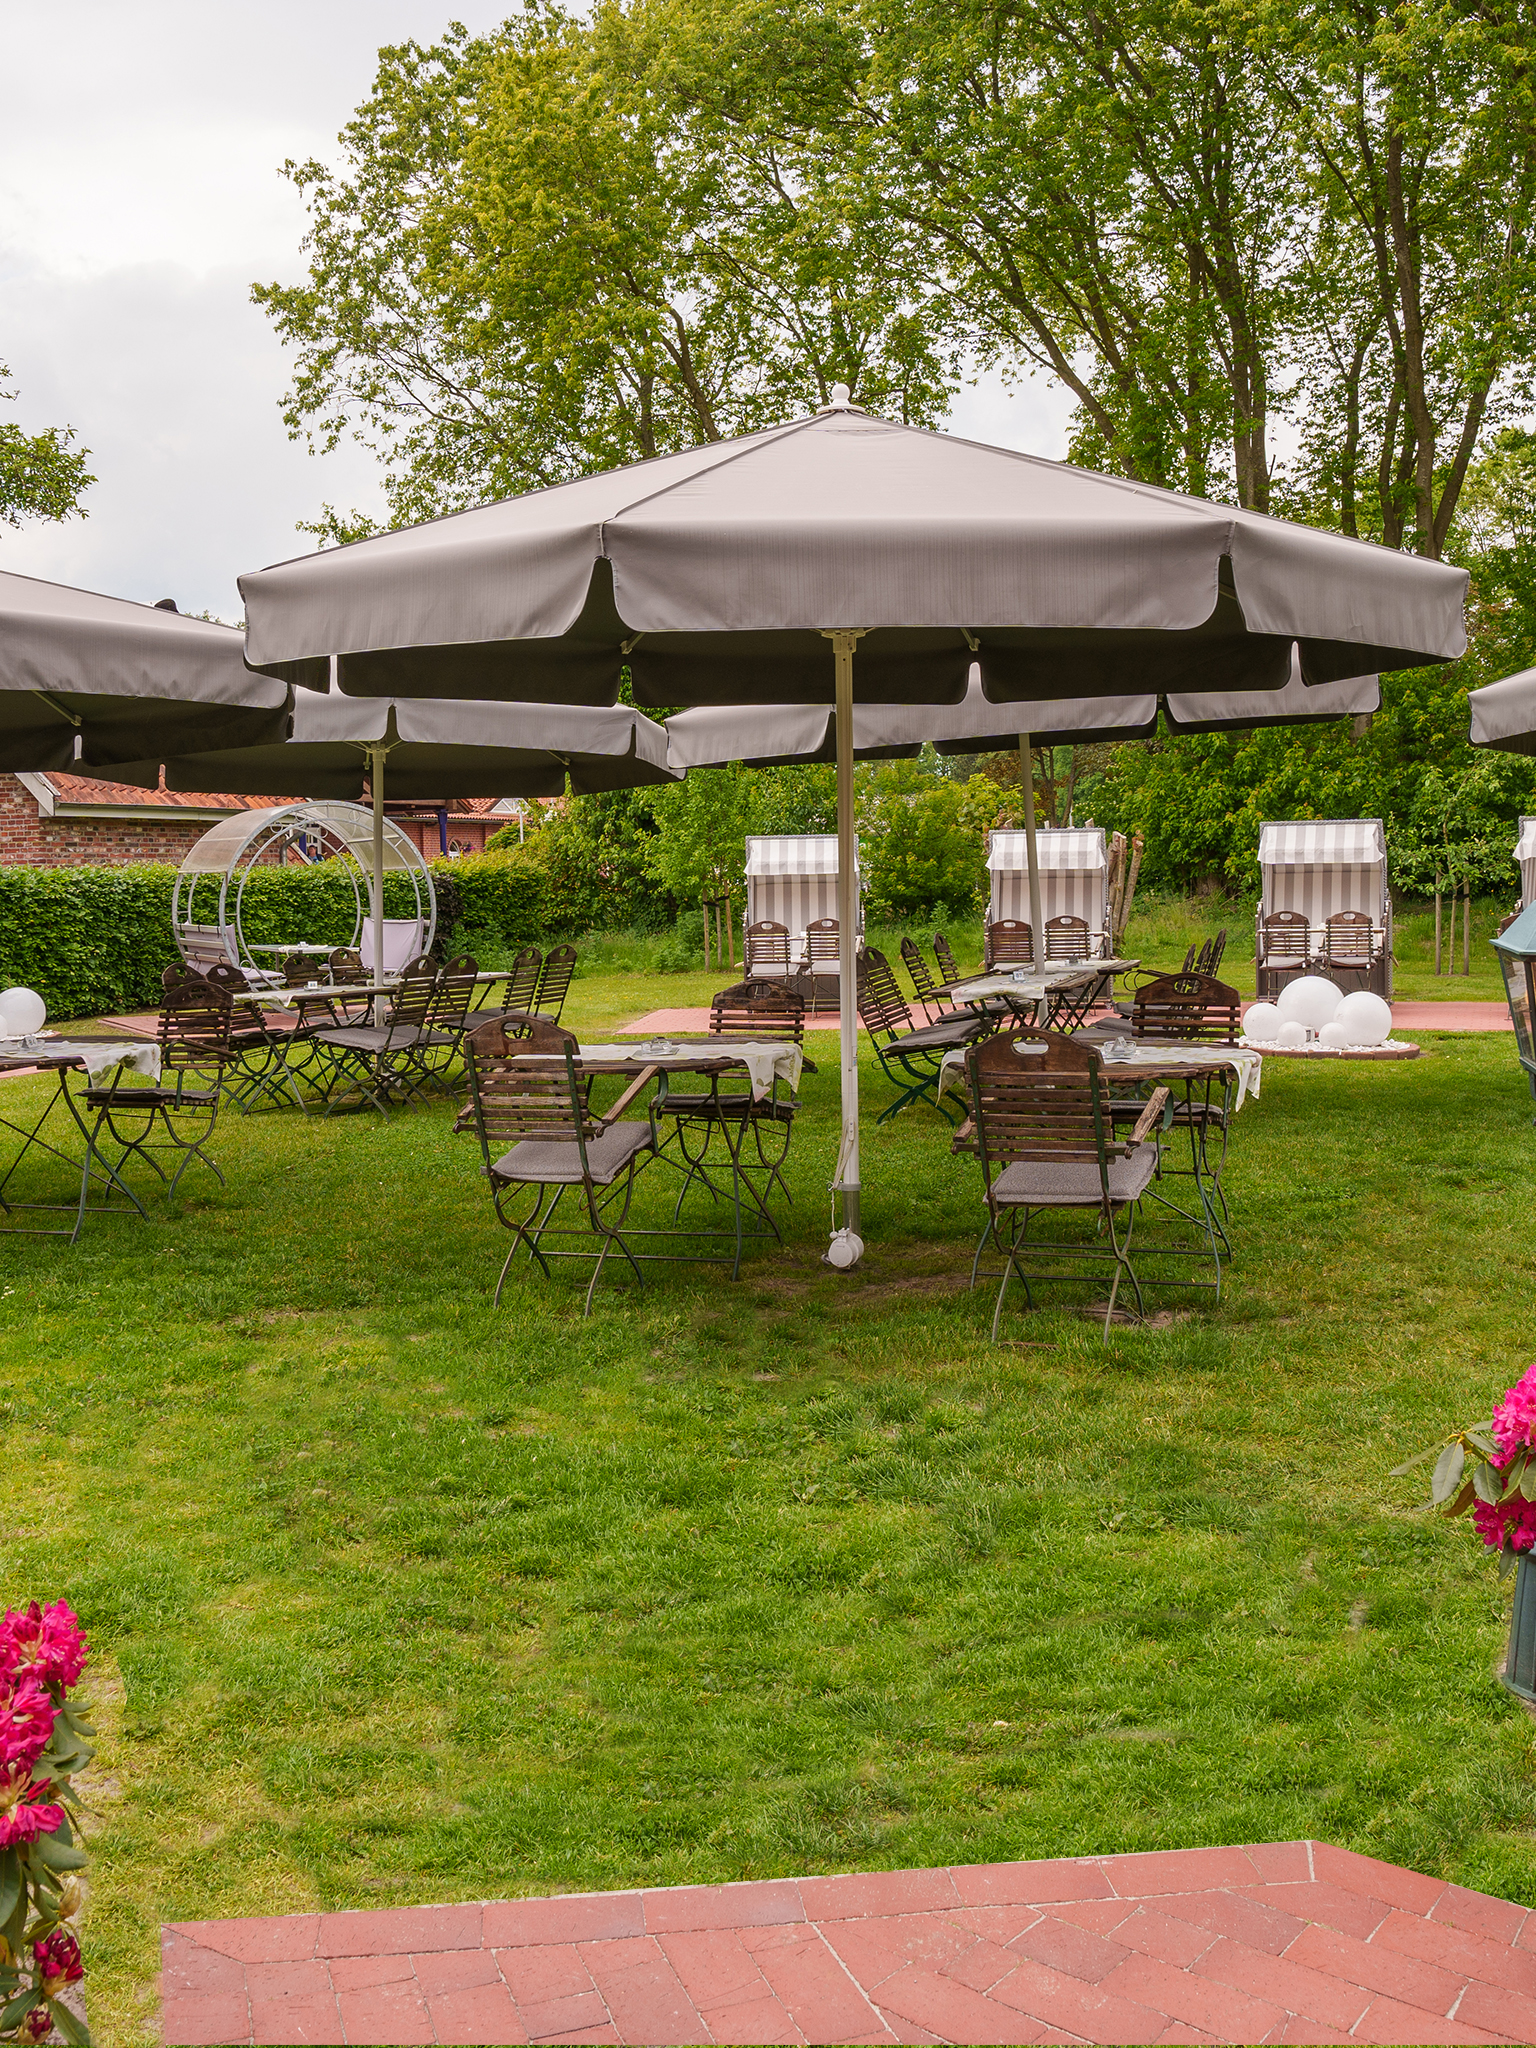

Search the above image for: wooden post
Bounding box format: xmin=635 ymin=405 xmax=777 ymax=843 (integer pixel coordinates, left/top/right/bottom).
xmin=1119 ymin=832 xmax=1145 ymax=952
xmin=1466 ymin=876 xmax=1482 ymax=978
xmin=725 ymin=890 xmax=735 ymax=970
xmin=1435 ymin=873 xmax=1443 ymax=975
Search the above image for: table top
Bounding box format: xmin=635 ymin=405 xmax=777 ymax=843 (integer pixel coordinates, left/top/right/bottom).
xmin=951 ymin=958 xmax=1138 ymax=999
xmin=0 ymin=1037 xmax=150 ymax=1072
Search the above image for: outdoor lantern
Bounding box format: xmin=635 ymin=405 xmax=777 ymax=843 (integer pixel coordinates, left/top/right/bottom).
xmin=1493 ymin=902 xmax=1536 ymax=1109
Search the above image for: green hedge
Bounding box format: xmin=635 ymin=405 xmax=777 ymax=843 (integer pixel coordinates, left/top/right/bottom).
xmin=0 ymin=855 xmax=553 ymax=1022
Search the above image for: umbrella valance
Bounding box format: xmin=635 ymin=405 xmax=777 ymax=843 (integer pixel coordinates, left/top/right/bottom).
xmin=240 ymin=405 xmax=1467 ymax=709
xmin=0 ymin=569 xmax=291 ymax=770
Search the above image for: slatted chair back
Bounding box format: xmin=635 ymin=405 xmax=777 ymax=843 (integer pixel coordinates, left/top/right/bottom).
xmin=744 ymin=920 xmax=792 ymax=977
xmin=1195 ymin=929 xmax=1229 ymax=977
xmin=1323 ymin=909 xmax=1375 ymax=965
xmin=1045 ymin=914 xmax=1092 ymax=961
xmin=967 ymin=1028 xmax=1107 ymax=1174
xmin=426 ymin=953 xmax=480 ymax=1036
xmin=329 ymin=948 xmax=366 ymax=983
xmin=1180 ymin=939 xmax=1200 ymax=971
xmin=506 ymin=945 xmax=543 ymax=1012
xmin=1261 ymin=910 xmax=1311 ymax=960
xmin=201 ymin=962 xmax=254 ymax=997
xmin=534 ymin=943 xmax=578 ymax=1021
xmin=1131 ymin=971 xmax=1241 ymax=1045
xmin=933 ymin=932 xmax=964 ymax=985
xmin=385 ymin=958 xmax=440 ymax=1032
xmin=855 ymin=948 xmax=915 ymax=1040
xmin=708 ymin=978 xmax=805 ymax=1046
xmin=804 ymin=918 xmax=839 ymax=964
xmin=463 ymin=1016 xmax=596 ymax=1159
xmin=987 ymin=918 xmax=1034 ymax=967
xmin=158 ymin=974 xmax=236 ymax=1078
xmin=900 ymin=936 xmax=951 ymax=1015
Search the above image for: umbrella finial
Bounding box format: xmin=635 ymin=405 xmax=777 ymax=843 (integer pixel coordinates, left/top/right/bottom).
xmin=823 ymin=382 xmax=857 ymax=411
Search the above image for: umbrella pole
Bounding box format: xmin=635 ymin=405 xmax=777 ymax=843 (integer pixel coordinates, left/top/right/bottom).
xmin=369 ymin=745 xmax=386 ymax=1021
xmin=828 ymin=629 xmax=864 ymax=1254
xmin=1019 ymin=735 xmax=1044 ymax=964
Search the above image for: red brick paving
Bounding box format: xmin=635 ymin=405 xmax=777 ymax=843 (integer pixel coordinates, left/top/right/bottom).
xmin=159 ymin=1842 xmax=1536 ymax=2044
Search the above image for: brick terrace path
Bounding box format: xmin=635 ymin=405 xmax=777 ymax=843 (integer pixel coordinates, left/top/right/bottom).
xmin=159 ymin=1841 xmax=1536 ymax=2045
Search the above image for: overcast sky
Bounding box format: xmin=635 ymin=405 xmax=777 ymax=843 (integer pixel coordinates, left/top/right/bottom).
xmin=0 ymin=2 xmax=1073 ymax=621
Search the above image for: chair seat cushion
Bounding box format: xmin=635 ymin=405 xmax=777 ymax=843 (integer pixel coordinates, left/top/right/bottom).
xmin=493 ymin=1119 xmax=655 ymax=1187
xmin=892 ymin=1015 xmax=983 ymax=1052
xmin=661 ymin=1092 xmax=795 ymax=1122
xmin=309 ymin=1024 xmax=423 ymax=1052
xmin=991 ymin=1142 xmax=1158 ymax=1208
xmin=84 ymin=1086 xmax=217 ymax=1109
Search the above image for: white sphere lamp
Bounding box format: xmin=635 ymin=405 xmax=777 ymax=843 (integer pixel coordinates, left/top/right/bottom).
xmin=0 ymin=987 xmax=46 ymax=1039
xmin=1318 ymin=1020 xmax=1351 ymax=1050
xmin=1334 ymin=989 xmax=1392 ymax=1047
xmin=1244 ymin=1001 xmax=1283 ymax=1042
xmin=1277 ymin=1019 xmax=1308 ymax=1048
xmin=1275 ymin=975 xmax=1344 ymax=1033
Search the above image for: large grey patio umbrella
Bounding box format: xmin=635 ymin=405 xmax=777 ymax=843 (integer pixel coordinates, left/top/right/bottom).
xmin=1469 ymin=668 xmax=1536 ymax=753
xmin=116 ymin=692 xmax=675 ymax=987
xmin=0 ymin=568 xmax=291 ymax=769
xmin=238 ymin=394 xmax=1465 ymax=1250
xmin=667 ymin=656 xmax=1380 ymax=957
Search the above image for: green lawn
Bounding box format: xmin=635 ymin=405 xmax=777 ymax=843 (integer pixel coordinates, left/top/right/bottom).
xmin=6 ymin=953 xmax=1536 ymax=2045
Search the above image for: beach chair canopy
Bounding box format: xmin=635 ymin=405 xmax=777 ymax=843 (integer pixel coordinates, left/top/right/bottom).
xmin=1516 ymin=816 xmax=1536 ymax=910
xmin=987 ymin=828 xmax=1109 ymax=946
xmin=1256 ymin=819 xmax=1389 ymax=923
xmin=744 ymin=834 xmax=862 ymax=944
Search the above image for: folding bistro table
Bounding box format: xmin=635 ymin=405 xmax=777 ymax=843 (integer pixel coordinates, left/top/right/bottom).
xmin=948 ymin=959 xmax=1139 ymax=1031
xmin=0 ymin=1035 xmax=163 ymax=1241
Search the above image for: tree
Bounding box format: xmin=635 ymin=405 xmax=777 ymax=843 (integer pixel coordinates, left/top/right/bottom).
xmin=0 ymin=366 xmax=91 ymax=528
xmin=1268 ymin=0 xmax=1536 ymax=556
xmin=255 ymin=6 xmax=953 ymax=534
xmin=646 ymin=764 xmax=757 ymax=912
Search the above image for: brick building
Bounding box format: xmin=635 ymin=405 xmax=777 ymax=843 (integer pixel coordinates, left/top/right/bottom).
xmin=385 ymin=797 xmax=531 ymax=861
xmin=0 ymin=772 xmax=291 ymax=866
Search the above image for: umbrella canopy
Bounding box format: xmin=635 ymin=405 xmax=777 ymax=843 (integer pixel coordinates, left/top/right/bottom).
xmin=114 ymin=691 xmax=676 ymax=798
xmin=1469 ymin=667 xmax=1536 ymax=754
xmin=664 ymin=655 xmax=1379 ymax=768
xmin=240 ymin=400 xmax=1467 ymax=708
xmin=0 ymin=568 xmax=291 ymax=770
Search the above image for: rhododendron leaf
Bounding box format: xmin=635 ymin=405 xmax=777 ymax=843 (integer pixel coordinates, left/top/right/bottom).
xmin=0 ymin=1853 xmax=18 ymax=1934
xmin=1500 ymin=1545 xmax=1519 ymax=1578
xmin=0 ymin=1990 xmax=37 ymax=2029
xmin=1468 ymin=1429 xmax=1500 ymax=1458
xmin=1473 ymin=1461 xmax=1504 ymax=1504
xmin=1445 ymin=1479 xmax=1478 ymax=1516
xmin=34 ymin=1835 xmax=85 ymax=1874
xmin=46 ymin=1992 xmax=89 ymax=2044
xmin=1432 ymin=1442 xmax=1466 ymax=1504
xmin=1390 ymin=1446 xmax=1439 ymax=1476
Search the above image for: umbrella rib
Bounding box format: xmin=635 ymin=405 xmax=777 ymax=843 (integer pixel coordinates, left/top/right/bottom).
xmin=29 ymin=690 xmax=82 ymax=728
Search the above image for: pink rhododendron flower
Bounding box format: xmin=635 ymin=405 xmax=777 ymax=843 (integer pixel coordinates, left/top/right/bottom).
xmin=33 ymin=1931 xmax=83 ymax=1992
xmin=20 ymin=2008 xmax=52 ymax=2043
xmin=0 ymin=1674 xmax=56 ymax=1770
xmin=0 ymin=1602 xmax=88 ymax=1693
xmin=0 ymin=1764 xmax=64 ymax=1849
xmin=1473 ymin=1494 xmax=1536 ymax=1553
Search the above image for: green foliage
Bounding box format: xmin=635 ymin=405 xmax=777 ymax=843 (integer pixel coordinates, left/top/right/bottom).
xmin=435 ymin=854 xmax=549 ymax=959
xmin=255 ymin=5 xmax=952 ymax=531
xmin=1090 ymin=668 xmax=1536 ymax=898
xmin=861 ymin=766 xmax=995 ymax=920
xmin=0 ymin=866 xmax=181 ymax=1021
xmin=646 ymin=766 xmax=756 ymax=908
xmin=0 ymin=365 xmax=92 ymax=528
xmin=501 ymin=791 xmax=673 ymax=936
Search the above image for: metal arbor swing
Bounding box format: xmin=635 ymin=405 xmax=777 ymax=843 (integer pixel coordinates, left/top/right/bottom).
xmin=172 ymin=799 xmax=436 ymax=983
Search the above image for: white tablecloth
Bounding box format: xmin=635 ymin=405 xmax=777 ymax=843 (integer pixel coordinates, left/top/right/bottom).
xmin=576 ymin=1040 xmax=804 ymax=1103
xmin=950 ymin=965 xmax=1107 ymax=1002
xmin=0 ymin=1037 xmax=163 ymax=1082
xmin=938 ymin=1038 xmax=1261 ymax=1110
